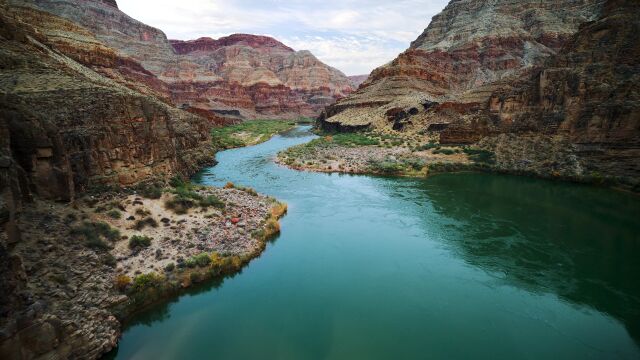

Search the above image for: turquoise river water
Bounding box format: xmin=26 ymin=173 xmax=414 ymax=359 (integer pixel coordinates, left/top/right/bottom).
xmin=108 ymin=126 xmax=640 ymax=359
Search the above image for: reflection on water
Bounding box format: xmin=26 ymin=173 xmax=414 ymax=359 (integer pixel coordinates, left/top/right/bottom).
xmin=405 ymin=173 xmax=640 ymax=342
xmin=108 ymin=126 xmax=640 ymax=359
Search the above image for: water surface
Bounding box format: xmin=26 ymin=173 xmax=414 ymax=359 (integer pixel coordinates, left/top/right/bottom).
xmin=109 ymin=126 xmax=640 ymax=359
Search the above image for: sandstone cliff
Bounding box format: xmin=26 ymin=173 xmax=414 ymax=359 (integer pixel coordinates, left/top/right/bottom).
xmin=321 ymin=0 xmax=605 ymax=129
xmin=319 ymin=0 xmax=639 ymax=190
xmin=11 ymin=0 xmax=354 ymax=119
xmin=0 ymin=3 xmax=216 ymax=356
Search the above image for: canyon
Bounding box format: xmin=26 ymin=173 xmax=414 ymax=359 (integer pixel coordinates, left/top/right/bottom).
xmin=1 ymin=0 xmax=639 ymax=359
xmin=12 ymin=0 xmax=354 ymax=120
xmin=320 ymin=0 xmax=639 ymax=191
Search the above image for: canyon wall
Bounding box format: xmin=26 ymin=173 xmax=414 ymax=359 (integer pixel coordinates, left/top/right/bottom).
xmin=11 ymin=0 xmax=354 ymax=119
xmin=320 ymin=0 xmax=639 ymax=189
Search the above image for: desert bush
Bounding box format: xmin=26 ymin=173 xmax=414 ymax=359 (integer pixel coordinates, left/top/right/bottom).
xmin=199 ymin=195 xmax=225 ymax=209
xmin=164 ymin=263 xmax=175 ymax=272
xmin=193 ymin=253 xmax=212 ymax=267
xmin=129 ymin=235 xmax=152 ymax=249
xmin=107 ymin=209 xmax=122 ymax=219
xmin=134 ymin=217 xmax=158 ymax=230
xmin=463 ymin=148 xmax=496 ymax=164
xmin=367 ymin=159 xmax=405 ymax=175
xmin=132 ymin=273 xmax=163 ymax=291
xmin=140 ymin=185 xmax=162 ymax=199
xmin=71 ymin=221 xmax=120 ymax=250
xmin=270 ymin=203 xmax=288 ymax=218
xmin=165 ymin=196 xmax=196 ymax=215
xmin=115 ymin=274 xmax=132 ymax=291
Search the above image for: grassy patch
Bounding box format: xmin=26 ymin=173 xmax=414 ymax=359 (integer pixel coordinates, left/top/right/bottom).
xmin=211 ymin=120 xmax=296 ymax=150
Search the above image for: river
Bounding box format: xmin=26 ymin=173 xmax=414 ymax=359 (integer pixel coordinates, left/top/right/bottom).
xmin=108 ymin=126 xmax=640 ymax=359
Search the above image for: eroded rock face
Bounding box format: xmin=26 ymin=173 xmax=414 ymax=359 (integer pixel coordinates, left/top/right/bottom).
xmin=11 ymin=0 xmax=354 ymax=119
xmin=441 ymin=0 xmax=640 ymax=187
xmin=320 ymin=0 xmax=638 ymax=189
xmin=322 ymin=0 xmax=605 ymax=129
xmin=0 ymin=3 xmax=216 ymax=200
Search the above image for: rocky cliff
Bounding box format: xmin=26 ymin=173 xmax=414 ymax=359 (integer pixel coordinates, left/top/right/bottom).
xmin=319 ymin=0 xmax=639 ymax=190
xmin=321 ymin=0 xmax=605 ymax=129
xmin=169 ymin=35 xmax=354 ymax=118
xmin=11 ymin=0 xmax=354 ymax=119
xmin=0 ymin=2 xmax=217 ymax=356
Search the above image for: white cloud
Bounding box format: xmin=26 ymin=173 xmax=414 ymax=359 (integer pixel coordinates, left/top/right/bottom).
xmin=117 ymin=0 xmax=449 ymax=74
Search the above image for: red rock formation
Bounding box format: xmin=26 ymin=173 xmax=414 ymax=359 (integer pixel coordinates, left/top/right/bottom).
xmin=12 ymin=0 xmax=354 ymax=119
xmin=322 ymin=0 xmax=605 ymax=129
xmin=170 ymin=34 xmax=294 ymax=54
xmin=348 ymin=75 xmax=369 ymax=89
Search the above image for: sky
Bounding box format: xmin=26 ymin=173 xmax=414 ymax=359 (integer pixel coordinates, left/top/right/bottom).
xmin=118 ymin=0 xmax=450 ymax=76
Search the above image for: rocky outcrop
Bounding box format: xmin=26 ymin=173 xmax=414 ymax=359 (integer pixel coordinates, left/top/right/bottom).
xmin=440 ymin=0 xmax=640 ymax=188
xmin=319 ymin=0 xmax=639 ymax=190
xmin=168 ymin=35 xmax=353 ymax=118
xmin=321 ymin=0 xmax=605 ymax=129
xmin=0 ymin=2 xmax=220 ymax=357
xmin=11 ymin=0 xmax=354 ymax=119
xmin=348 ymin=75 xmax=369 ymax=89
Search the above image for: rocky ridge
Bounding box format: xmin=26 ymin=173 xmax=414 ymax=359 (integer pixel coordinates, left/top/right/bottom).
xmin=11 ymin=0 xmax=354 ymax=119
xmin=318 ymin=0 xmax=639 ymax=190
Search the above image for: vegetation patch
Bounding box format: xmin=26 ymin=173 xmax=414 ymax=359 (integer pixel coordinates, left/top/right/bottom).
xmin=70 ymin=221 xmax=120 ymax=250
xmin=463 ymin=148 xmax=496 ymax=165
xmin=129 ymin=235 xmax=152 ymax=249
xmin=211 ymin=120 xmax=296 ymax=150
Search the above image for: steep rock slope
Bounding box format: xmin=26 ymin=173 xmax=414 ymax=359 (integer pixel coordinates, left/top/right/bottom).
xmin=445 ymin=0 xmax=640 ymax=186
xmin=169 ymin=35 xmax=353 ymax=118
xmin=0 ymin=1 xmax=217 ymax=357
xmin=11 ymin=0 xmax=354 ymax=119
xmin=322 ymin=0 xmax=605 ymax=129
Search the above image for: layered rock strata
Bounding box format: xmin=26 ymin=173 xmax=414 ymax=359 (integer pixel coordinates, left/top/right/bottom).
xmin=319 ymin=0 xmax=639 ymax=190
xmin=11 ymin=0 xmax=354 ymax=119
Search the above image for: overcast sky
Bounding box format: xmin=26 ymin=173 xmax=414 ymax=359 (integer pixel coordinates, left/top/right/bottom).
xmin=118 ymin=0 xmax=449 ymax=76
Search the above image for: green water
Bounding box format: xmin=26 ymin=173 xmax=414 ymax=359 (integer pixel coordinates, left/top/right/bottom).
xmin=108 ymin=126 xmax=640 ymax=359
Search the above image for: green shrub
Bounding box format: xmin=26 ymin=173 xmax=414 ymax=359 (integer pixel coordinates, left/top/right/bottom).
xmin=164 ymin=263 xmax=175 ymax=272
xmin=140 ymin=185 xmax=162 ymax=199
xmin=129 ymin=235 xmax=152 ymax=249
xmin=463 ymin=148 xmax=496 ymax=164
xmin=134 ymin=217 xmax=158 ymax=230
xmin=165 ymin=196 xmax=196 ymax=214
xmin=169 ymin=176 xmax=186 ymax=188
xmin=133 ymin=273 xmax=163 ymax=290
xmin=185 ymin=258 xmax=197 ymax=268
xmin=193 ymin=253 xmax=212 ymax=267
xmin=199 ymin=195 xmax=225 ymax=209
xmin=107 ymin=209 xmax=122 ymax=219
xmin=367 ymin=159 xmax=405 ymax=175
xmin=70 ymin=221 xmax=120 ymax=250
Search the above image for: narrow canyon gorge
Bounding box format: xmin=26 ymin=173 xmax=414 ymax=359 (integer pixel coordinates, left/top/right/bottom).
xmin=1 ymin=0 xmax=638 ymax=359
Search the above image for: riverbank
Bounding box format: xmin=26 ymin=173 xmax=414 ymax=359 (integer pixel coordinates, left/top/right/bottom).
xmin=276 ymin=131 xmax=483 ymax=176
xmin=276 ymin=129 xmax=639 ymax=192
xmin=0 ymin=121 xmax=297 ymax=359
xmin=212 ymin=120 xmax=298 ymax=151
xmin=0 ymin=180 xmax=287 ymax=358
